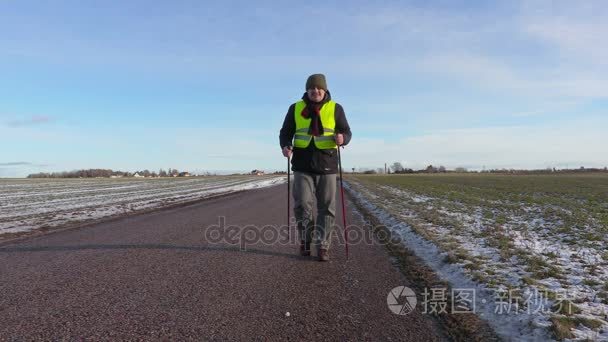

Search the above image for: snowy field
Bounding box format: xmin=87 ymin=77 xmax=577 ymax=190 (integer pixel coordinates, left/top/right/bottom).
xmin=0 ymin=176 xmax=285 ymax=236
xmin=347 ymin=173 xmax=608 ymax=341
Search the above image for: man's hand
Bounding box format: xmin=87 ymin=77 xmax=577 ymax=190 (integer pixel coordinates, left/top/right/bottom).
xmin=282 ymin=146 xmax=293 ymax=158
xmin=335 ymin=133 xmax=344 ymax=146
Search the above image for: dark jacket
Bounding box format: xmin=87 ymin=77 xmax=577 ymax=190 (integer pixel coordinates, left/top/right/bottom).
xmin=279 ymin=91 xmax=352 ymax=174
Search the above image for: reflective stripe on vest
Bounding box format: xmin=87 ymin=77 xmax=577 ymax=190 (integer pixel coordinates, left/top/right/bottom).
xmin=293 ymin=100 xmax=337 ymax=149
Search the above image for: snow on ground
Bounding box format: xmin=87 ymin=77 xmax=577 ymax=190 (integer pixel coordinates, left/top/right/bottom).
xmin=345 ymin=177 xmax=608 ymax=342
xmin=0 ymin=176 xmax=285 ymax=235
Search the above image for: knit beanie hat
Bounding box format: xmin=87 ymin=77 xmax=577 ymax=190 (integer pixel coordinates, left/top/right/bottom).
xmin=305 ymin=74 xmax=328 ymax=91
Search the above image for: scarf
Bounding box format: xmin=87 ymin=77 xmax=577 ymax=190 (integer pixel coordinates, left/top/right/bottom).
xmin=300 ymin=102 xmax=324 ymax=136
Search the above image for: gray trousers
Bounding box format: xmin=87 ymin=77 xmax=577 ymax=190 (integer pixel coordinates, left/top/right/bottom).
xmin=293 ymin=171 xmax=337 ymax=251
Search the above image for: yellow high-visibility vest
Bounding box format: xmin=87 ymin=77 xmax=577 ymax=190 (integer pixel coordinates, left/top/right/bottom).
xmin=293 ymin=100 xmax=337 ymax=150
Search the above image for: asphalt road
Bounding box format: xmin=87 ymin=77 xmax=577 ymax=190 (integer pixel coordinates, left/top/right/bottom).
xmin=0 ymin=184 xmax=446 ymax=341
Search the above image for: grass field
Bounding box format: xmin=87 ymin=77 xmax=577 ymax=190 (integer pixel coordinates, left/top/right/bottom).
xmin=347 ymin=173 xmax=608 ymax=340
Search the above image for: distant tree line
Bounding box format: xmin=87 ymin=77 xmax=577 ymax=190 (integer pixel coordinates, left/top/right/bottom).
xmin=383 ymin=162 xmax=446 ymax=174
xmin=354 ymin=163 xmax=608 ymax=175
xmin=478 ymin=166 xmax=608 ymax=175
xmin=27 ymin=168 xmax=189 ymax=178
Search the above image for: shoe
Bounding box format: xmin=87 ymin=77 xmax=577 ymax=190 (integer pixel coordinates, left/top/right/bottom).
xmin=300 ymin=241 xmax=311 ymax=256
xmin=318 ymin=249 xmax=329 ymax=262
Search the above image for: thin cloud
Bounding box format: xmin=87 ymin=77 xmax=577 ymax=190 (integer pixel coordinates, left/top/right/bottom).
xmin=0 ymin=162 xmax=49 ymax=167
xmin=522 ymin=0 xmax=608 ymax=65
xmin=206 ymin=154 xmax=259 ymax=160
xmin=0 ymin=162 xmax=32 ymax=166
xmin=6 ymin=115 xmax=55 ymax=127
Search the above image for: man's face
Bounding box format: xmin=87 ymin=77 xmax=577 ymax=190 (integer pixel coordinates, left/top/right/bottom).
xmin=307 ymin=87 xmax=326 ymax=103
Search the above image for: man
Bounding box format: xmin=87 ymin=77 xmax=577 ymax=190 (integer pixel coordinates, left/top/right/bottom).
xmin=279 ymin=74 xmax=352 ymax=261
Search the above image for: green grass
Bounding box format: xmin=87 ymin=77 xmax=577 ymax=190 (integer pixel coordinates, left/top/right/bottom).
xmin=550 ymin=315 xmax=604 ymax=340
xmin=349 ymin=173 xmax=608 ymax=257
xmin=347 ymin=172 xmax=608 ymax=335
xmin=582 ymin=278 xmax=602 ymax=287
xmin=550 ymin=316 xmax=576 ymax=340
xmin=348 ymin=173 xmax=608 ymax=235
xmin=552 ymin=300 xmax=582 ymax=316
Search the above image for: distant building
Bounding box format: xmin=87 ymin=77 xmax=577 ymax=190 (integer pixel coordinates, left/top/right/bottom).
xmin=133 ymin=172 xmax=144 ymax=178
xmin=178 ymin=172 xmax=191 ymax=177
xmin=251 ymin=169 xmax=265 ymax=176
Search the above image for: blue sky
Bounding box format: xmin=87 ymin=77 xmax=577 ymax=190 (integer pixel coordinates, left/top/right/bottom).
xmin=1 ymin=0 xmax=607 ymax=177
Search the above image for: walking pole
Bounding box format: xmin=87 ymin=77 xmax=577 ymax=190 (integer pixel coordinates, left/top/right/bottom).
xmin=337 ymin=145 xmax=348 ymax=259
xmin=287 ymin=152 xmax=291 ymax=242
